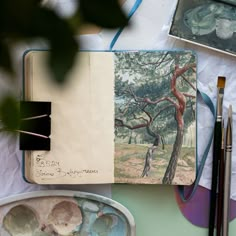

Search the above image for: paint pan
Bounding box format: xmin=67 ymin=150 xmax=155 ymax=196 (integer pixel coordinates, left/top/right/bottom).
xmin=0 ymin=190 xmax=135 ymax=236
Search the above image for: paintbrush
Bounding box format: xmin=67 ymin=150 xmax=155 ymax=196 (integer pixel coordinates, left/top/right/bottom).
xmin=222 ymin=105 xmax=233 ymax=236
xmin=208 ymin=76 xmax=225 ymax=236
xmin=216 ymin=119 xmax=225 ymax=236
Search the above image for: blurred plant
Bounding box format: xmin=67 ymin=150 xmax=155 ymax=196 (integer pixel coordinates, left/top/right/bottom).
xmin=0 ymin=0 xmax=128 ymax=133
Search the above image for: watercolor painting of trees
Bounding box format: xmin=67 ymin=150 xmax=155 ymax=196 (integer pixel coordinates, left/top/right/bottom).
xmin=114 ymin=51 xmax=196 ymax=184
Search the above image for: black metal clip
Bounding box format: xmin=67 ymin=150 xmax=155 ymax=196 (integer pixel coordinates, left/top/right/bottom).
xmin=19 ymin=101 xmax=51 ymax=150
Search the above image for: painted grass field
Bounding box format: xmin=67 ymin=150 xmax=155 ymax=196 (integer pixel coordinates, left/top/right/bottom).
xmin=114 ymin=143 xmax=196 ymax=185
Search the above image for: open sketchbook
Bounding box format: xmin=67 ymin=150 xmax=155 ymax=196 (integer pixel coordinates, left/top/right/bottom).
xmin=22 ymin=50 xmax=197 ymax=185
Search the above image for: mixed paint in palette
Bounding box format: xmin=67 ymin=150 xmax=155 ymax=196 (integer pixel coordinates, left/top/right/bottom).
xmin=0 ymin=191 xmax=135 ymax=236
xmin=169 ymin=0 xmax=236 ymax=57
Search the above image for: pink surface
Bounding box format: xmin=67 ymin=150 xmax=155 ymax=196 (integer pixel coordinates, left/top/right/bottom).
xmin=175 ymin=185 xmax=236 ymax=228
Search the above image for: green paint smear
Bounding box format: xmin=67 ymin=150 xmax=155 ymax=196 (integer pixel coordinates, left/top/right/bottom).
xmin=92 ymin=216 xmax=113 ymax=236
xmin=184 ymin=3 xmax=236 ymax=37
xmin=3 ymin=205 xmax=39 ymax=236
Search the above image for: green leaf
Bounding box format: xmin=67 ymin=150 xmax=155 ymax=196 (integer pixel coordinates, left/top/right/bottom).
xmin=80 ymin=0 xmax=128 ymax=28
xmin=28 ymin=7 xmax=79 ymax=83
xmin=0 ymin=40 xmax=13 ymax=74
xmin=0 ymin=1 xmax=78 ymax=83
xmin=0 ymin=0 xmax=41 ymax=36
xmin=0 ymin=96 xmax=20 ymax=131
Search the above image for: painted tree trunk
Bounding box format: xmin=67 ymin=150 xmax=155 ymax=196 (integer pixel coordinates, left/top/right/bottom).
xmin=162 ymin=63 xmax=187 ymax=184
xmin=141 ymin=145 xmax=157 ymax=177
xmin=162 ymin=119 xmax=184 ymax=184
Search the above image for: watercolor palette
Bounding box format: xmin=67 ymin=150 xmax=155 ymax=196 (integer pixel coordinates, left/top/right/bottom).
xmin=0 ymin=190 xmax=135 ymax=236
xmin=169 ymin=0 xmax=236 ymax=57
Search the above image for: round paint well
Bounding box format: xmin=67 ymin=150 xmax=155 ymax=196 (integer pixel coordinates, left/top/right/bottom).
xmin=48 ymin=201 xmax=82 ymax=235
xmin=3 ymin=205 xmax=39 ymax=236
xmin=92 ymin=213 xmax=128 ymax=235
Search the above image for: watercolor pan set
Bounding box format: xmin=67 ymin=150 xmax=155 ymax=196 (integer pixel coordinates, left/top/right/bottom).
xmin=169 ymin=0 xmax=236 ymax=57
xmin=0 ymin=190 xmax=135 ymax=236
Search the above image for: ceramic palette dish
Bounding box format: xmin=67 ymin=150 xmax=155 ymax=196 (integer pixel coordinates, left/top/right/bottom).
xmin=0 ymin=190 xmax=135 ymax=236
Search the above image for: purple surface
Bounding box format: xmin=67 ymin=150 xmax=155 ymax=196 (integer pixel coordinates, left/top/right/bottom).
xmin=174 ymin=185 xmax=236 ymax=228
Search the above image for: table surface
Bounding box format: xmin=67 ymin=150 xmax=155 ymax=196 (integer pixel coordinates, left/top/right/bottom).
xmin=112 ymin=185 xmax=236 ymax=236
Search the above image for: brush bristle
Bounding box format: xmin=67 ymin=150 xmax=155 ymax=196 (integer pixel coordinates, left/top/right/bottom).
xmin=217 ymin=76 xmax=226 ymax=88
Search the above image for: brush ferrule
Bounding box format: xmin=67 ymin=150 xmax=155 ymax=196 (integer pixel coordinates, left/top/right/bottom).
xmin=226 ymin=117 xmax=232 ymax=146
xmin=221 ymin=120 xmax=225 ymax=149
xmin=226 ymin=145 xmax=232 ymax=152
xmin=217 ymin=115 xmax=222 ymax=122
xmin=216 ymin=92 xmax=223 ymax=119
